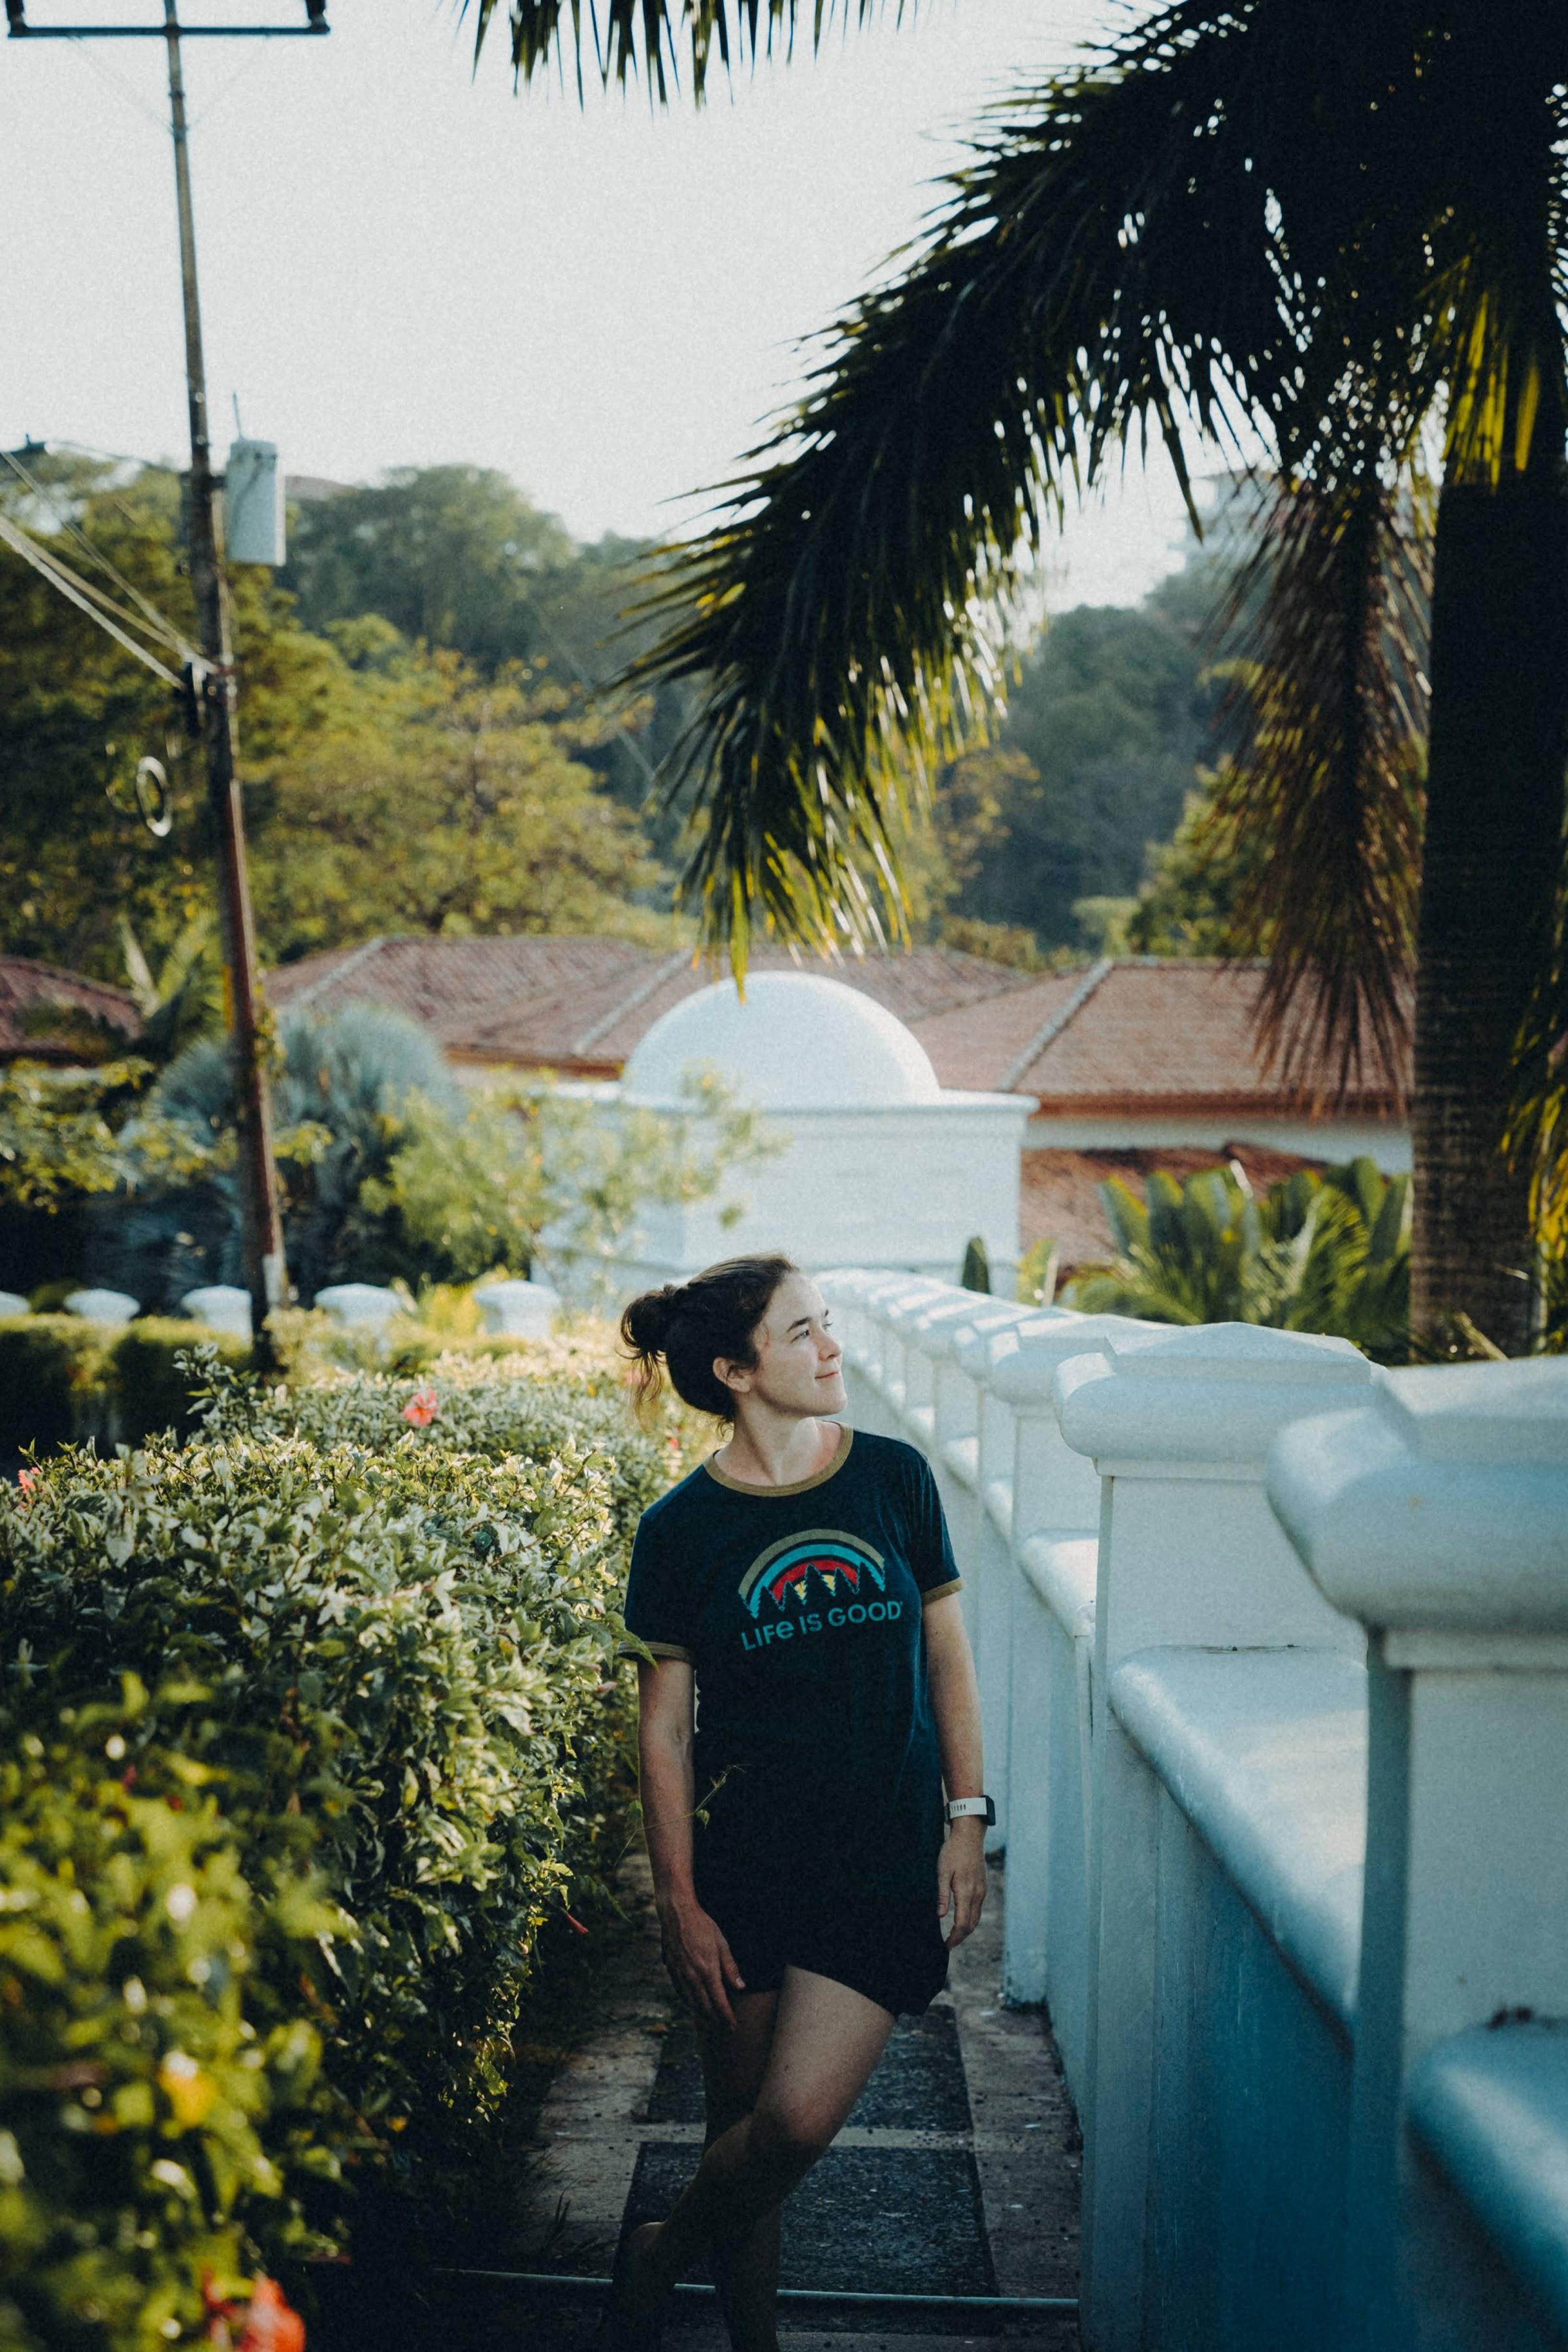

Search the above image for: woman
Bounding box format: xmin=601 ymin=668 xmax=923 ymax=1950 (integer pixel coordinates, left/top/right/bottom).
xmin=607 ymin=1254 xmax=991 ymax=2352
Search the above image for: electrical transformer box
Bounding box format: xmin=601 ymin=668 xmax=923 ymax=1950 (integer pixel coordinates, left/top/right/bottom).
xmin=225 ymin=439 xmax=285 ymax=566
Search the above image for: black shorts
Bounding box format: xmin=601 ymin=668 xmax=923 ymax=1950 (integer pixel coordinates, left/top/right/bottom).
xmin=699 ymin=1892 xmax=950 ymax=2018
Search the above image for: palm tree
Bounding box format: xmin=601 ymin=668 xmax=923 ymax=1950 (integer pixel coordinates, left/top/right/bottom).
xmin=470 ymin=0 xmax=1568 ymax=1353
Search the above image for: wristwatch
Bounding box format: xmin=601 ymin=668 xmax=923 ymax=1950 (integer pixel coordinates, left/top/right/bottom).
xmin=945 ymin=1795 xmax=996 ymax=1825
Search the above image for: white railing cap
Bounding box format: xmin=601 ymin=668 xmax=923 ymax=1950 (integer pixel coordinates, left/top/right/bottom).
xmin=1267 ymin=1360 xmax=1568 ymax=1632
xmin=987 ymin=1313 xmax=1160 ymax=1406
xmin=857 ymin=1272 xmax=948 ymax=1319
xmin=955 ymin=1308 xmax=1077 ymax=1376
xmin=886 ymin=1283 xmax=973 ymax=1329
xmin=1054 ymin=1319 xmax=1373 ymax=1470
xmin=817 ymin=1267 xmax=878 ymax=1301
xmin=926 ymin=1299 xmax=1034 ymax=1363
xmin=909 ymin=1294 xmax=1013 ymax=1339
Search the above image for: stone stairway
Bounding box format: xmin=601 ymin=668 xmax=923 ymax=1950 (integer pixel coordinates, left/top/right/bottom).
xmin=492 ymin=1857 xmax=1081 ymax=2349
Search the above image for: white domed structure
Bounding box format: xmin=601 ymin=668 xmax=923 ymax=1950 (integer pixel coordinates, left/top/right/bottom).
xmin=590 ymin=970 xmax=1030 ymax=1299
xmin=623 ymin=973 xmax=943 ymax=1110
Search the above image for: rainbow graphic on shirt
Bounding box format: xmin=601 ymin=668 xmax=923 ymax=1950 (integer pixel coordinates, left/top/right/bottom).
xmin=738 ymin=1529 xmax=887 ymax=1618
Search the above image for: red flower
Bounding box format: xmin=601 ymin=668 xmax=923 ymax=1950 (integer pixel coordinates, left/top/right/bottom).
xmin=236 ymin=2279 xmax=306 ymax=2352
xmin=204 ymin=2274 xmax=306 ymax=2352
xmin=402 ymin=1387 xmax=439 ymax=1428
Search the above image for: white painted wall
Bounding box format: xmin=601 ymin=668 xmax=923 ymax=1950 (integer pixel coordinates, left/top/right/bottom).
xmin=1026 ymin=1110 xmax=1412 ymax=1170
xmin=823 ymin=1270 xmax=1568 ymax=2352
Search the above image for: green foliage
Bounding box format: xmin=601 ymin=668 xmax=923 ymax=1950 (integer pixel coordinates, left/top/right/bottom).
xmin=0 ymin=1316 xmax=251 ymax=1465
xmin=0 ymin=1321 xmax=112 ymax=1463
xmin=246 ymin=645 xmax=668 ymax=965
xmin=105 ymin=1006 xmax=456 ymax=1312
xmin=0 ymin=1379 xmax=644 ymax=2154
xmin=0 ymin=1066 xmax=155 ymax=1219
xmin=1126 ymin=772 xmax=1270 ymax=957
xmin=1016 ymin=1238 xmax=1060 ymax=1309
xmin=371 ymin=1070 xmax=773 ymax=1299
xmin=0 ymin=459 xmax=666 ymax=981
xmin=106 ymin=1325 xmax=252 ymax=1449
xmin=278 ymin=468 xmax=578 ymax=677
xmin=1065 ymin=1156 xmax=1411 ymax=1359
xmin=950 ymin=597 xmax=1221 ymax=952
xmin=0 ymin=1712 xmax=336 ymax=2351
xmin=959 ymin=1237 xmax=990 ymax=1296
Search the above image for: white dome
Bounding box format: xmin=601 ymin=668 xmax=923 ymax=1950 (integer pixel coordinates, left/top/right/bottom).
xmin=622 ymin=972 xmax=943 ymax=1110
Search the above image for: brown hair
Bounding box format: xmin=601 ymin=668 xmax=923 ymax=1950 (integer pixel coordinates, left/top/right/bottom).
xmin=621 ymin=1255 xmax=799 ymax=1423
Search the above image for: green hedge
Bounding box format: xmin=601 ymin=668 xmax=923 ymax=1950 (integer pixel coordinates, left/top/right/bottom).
xmin=0 ymin=1321 xmax=251 ymax=1462
xmin=0 ymin=1710 xmax=337 ymax=2351
xmin=0 ymin=1351 xmax=684 ymax=2346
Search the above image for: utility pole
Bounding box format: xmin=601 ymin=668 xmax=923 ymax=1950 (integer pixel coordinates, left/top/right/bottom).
xmin=6 ymin=0 xmax=328 ymax=1361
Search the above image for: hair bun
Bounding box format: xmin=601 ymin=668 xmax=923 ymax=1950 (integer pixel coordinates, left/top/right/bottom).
xmin=621 ymin=1282 xmax=681 ymax=1360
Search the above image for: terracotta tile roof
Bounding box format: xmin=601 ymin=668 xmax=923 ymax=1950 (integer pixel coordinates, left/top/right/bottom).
xmin=0 ymin=957 xmax=142 ymax=1062
xmin=267 ymin=935 xmax=1039 ymax=1074
xmin=265 ymin=938 xmax=1412 ymax=1112
xmin=909 ymin=970 xmax=1083 ymax=1092
xmin=1013 ymin=959 xmax=1409 ymax=1113
xmin=1022 ymin=1140 xmax=1327 ymax=1275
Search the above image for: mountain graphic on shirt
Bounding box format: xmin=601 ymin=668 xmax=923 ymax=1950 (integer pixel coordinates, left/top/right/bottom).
xmin=738 ymin=1529 xmax=888 ymax=1619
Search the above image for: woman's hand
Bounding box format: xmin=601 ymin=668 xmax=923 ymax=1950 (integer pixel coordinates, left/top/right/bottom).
xmin=659 ymin=1896 xmax=747 ymax=2029
xmin=937 ymin=1820 xmax=988 ymax=1949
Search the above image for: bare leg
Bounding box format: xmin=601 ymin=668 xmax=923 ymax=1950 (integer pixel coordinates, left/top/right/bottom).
xmin=695 ymin=1991 xmax=781 ymax=2352
xmin=629 ymin=1970 xmax=894 ymax=2320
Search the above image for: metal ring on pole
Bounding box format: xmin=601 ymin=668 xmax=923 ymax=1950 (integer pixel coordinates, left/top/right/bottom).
xmin=134 ymin=754 xmax=174 ymax=838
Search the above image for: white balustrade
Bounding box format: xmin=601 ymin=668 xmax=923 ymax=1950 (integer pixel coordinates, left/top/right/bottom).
xmin=1271 ymin=1358 xmax=1568 ymax=2352
xmin=815 ymin=1272 xmax=1568 ymax=2352
xmin=1054 ymin=1321 xmax=1373 ymax=2352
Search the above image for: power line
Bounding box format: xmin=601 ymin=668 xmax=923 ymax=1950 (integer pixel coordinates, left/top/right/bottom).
xmin=0 ymin=508 xmax=186 ymax=687
xmin=0 ymin=444 xmax=203 ymax=661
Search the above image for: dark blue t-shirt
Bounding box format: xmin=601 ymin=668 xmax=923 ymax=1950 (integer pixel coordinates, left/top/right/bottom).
xmin=620 ymin=1427 xmax=962 ymax=1907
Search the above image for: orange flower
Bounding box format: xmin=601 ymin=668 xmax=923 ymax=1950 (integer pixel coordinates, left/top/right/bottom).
xmin=402 ymin=1387 xmax=439 ymax=1427
xmin=235 ymin=2278 xmax=306 ymax=2352
xmin=16 ymin=1467 xmax=38 ymax=1506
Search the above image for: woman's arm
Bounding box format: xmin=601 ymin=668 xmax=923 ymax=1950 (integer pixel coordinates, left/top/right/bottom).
xmin=923 ymin=1593 xmax=988 ymax=1948
xmin=636 ymin=1657 xmax=747 ymax=2027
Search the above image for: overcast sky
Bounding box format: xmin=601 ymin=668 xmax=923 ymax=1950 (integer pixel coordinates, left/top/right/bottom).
xmin=3 ymin=0 xmax=1193 ymax=608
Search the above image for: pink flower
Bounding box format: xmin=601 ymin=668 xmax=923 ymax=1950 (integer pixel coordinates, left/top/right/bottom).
xmin=402 ymin=1387 xmax=439 ymax=1428
xmin=15 ymin=1468 xmax=38 ymax=1507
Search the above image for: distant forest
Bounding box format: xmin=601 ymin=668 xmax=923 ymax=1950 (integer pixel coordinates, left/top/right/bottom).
xmin=1 ymin=455 xmax=1233 ymax=984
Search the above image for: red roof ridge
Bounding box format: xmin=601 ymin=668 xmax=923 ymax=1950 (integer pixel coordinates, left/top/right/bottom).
xmin=998 ymin=956 xmax=1115 ymax=1091
xmin=0 ymin=953 xmax=140 ymax=1006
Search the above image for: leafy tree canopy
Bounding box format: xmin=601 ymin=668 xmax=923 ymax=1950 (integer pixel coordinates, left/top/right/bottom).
xmin=0 ymin=459 xmax=666 ymax=983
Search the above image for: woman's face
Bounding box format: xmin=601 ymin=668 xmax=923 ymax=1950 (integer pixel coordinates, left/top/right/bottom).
xmin=723 ymin=1271 xmax=847 ymax=1419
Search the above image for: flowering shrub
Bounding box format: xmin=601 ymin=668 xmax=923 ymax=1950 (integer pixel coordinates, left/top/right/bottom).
xmin=0 ymin=1340 xmax=701 ymax=2339
xmin=0 ymin=1712 xmax=336 ymax=2351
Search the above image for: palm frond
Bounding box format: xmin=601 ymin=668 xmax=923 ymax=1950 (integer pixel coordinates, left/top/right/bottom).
xmin=1210 ymin=466 xmax=1429 ymax=1106
xmin=460 ymin=0 xmax=881 ymax=102
xmin=626 ymin=8 xmax=1330 ymax=963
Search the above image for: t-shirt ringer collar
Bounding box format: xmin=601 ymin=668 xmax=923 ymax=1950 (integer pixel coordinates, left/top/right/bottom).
xmin=702 ymin=1423 xmax=854 ymax=1498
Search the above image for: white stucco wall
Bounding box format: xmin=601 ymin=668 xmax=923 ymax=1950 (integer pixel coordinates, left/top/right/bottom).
xmin=1026 ymin=1110 xmax=1412 ymax=1170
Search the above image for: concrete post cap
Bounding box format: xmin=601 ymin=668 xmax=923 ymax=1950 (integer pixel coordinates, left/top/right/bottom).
xmin=1053 ymin=1319 xmax=1373 ymax=1468
xmin=474 ymin=1279 xmax=561 ymax=1338
xmin=953 ymin=1308 xmax=1074 ymax=1376
xmin=64 ymin=1287 xmax=139 ymax=1327
xmin=180 ymin=1285 xmax=253 ymax=1340
xmin=1267 ymin=1359 xmax=1568 ymax=1632
xmin=816 ymin=1268 xmax=878 ymax=1300
xmin=885 ymin=1282 xmax=968 ymax=1327
xmin=923 ymin=1299 xmax=1034 ymax=1363
xmin=314 ymin=1283 xmax=402 ymax=1328
xmin=858 ymin=1274 xmax=947 ymax=1319
xmin=987 ymin=1314 xmax=1161 ymax=1406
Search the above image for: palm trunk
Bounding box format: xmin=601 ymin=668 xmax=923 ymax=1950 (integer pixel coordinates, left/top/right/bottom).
xmin=1413 ymin=406 xmax=1568 ymax=1353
